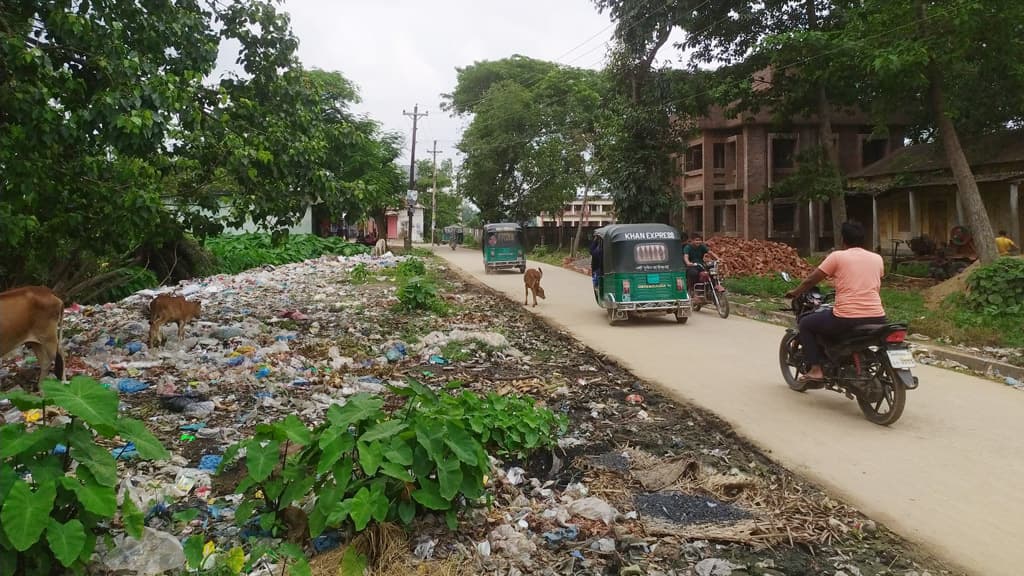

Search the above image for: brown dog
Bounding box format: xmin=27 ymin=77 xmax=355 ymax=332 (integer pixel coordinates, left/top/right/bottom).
xmin=0 ymin=286 xmax=65 ymax=390
xmin=148 ymin=294 xmax=201 ymax=347
xmin=524 ymin=267 xmax=546 ymax=307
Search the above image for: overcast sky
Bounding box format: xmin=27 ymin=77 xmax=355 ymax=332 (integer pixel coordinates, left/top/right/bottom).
xmin=268 ymin=0 xmax=620 ymax=167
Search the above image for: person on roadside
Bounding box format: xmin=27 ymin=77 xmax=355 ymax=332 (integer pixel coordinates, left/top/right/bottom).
xmin=589 ymin=235 xmax=603 ymax=288
xmin=784 ymin=221 xmax=886 ymax=385
xmin=996 ymin=230 xmax=1018 ymax=256
xmin=683 ymin=234 xmax=721 ymax=291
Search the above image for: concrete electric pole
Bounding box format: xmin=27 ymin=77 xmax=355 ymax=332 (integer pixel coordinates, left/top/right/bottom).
xmin=427 ymin=140 xmax=441 ymax=245
xmin=402 ymin=104 xmax=428 ymax=250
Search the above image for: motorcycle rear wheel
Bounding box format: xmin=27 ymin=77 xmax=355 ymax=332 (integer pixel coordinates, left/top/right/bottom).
xmin=778 ymin=333 xmax=809 ymax=392
xmin=856 ymin=361 xmax=907 ymax=426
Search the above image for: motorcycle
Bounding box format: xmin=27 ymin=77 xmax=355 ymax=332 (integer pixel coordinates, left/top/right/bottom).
xmin=689 ymin=260 xmax=730 ymax=319
xmin=778 ymin=273 xmax=918 ymax=426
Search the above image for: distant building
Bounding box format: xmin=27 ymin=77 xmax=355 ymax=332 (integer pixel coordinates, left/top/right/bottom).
xmin=677 ymin=68 xmax=906 ymax=252
xmin=534 ymin=196 xmax=616 ymax=227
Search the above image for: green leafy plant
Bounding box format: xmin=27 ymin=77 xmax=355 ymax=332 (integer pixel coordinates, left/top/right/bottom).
xmin=0 ymin=377 xmax=169 ymax=574
xmin=964 ymin=258 xmax=1024 ymax=316
xmin=219 ymin=382 xmax=565 ymax=543
xmin=206 ymin=234 xmax=370 ymax=275
xmin=348 ymin=263 xmax=371 ymax=284
xmin=395 ymin=257 xmax=427 ymax=282
xmin=396 ymin=276 xmax=445 ymax=314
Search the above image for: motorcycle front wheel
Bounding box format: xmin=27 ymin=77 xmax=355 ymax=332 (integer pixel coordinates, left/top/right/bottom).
xmin=856 ymin=359 xmax=907 ymax=426
xmin=778 ymin=332 xmax=809 ymax=392
xmin=712 ymin=289 xmax=730 ymax=319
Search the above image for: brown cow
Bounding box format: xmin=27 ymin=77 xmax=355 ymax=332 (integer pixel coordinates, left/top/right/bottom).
xmin=0 ymin=286 xmax=66 ymax=390
xmin=148 ymin=294 xmax=201 ymax=347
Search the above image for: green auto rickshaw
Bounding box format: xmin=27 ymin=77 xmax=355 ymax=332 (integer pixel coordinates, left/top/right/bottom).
xmin=482 ymin=223 xmax=526 ymax=274
xmin=592 ymin=223 xmax=691 ymax=325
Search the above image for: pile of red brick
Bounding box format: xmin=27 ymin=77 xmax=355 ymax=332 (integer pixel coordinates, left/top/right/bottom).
xmin=706 ymin=236 xmax=815 ymax=278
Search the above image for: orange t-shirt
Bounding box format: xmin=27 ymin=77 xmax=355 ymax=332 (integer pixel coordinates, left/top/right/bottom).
xmin=818 ymin=247 xmax=885 ymax=318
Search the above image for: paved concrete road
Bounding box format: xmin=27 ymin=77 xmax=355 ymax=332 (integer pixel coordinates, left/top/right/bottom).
xmin=435 ymin=246 xmax=1024 ymax=576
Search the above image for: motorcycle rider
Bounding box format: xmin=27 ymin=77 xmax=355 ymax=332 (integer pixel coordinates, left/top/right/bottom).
xmin=785 ymin=221 xmax=886 ymax=384
xmin=683 ymin=234 xmax=722 ymax=292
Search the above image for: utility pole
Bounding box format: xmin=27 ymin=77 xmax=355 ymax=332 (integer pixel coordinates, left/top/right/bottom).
xmin=427 ymin=140 xmax=441 ymax=245
xmin=402 ymin=104 xmax=428 ymax=250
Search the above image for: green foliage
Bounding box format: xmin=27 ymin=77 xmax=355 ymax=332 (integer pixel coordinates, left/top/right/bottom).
xmin=727 ymin=275 xmax=792 ymax=298
xmin=220 ymin=383 xmax=564 ymax=539
xmin=756 ymin=146 xmax=843 ymax=204
xmin=395 ymin=257 xmax=428 ymax=282
xmin=396 ymin=277 xmax=446 ymax=314
xmin=206 ymin=234 xmax=369 ymax=275
xmin=963 ymin=258 xmax=1024 ymax=317
xmin=89 ymin=267 xmax=160 ymax=305
xmin=446 ymin=57 xmax=608 ymax=223
xmin=1 ymin=2 xmax=405 ymax=295
xmin=893 ymin=261 xmax=931 ymax=279
xmin=0 ymin=377 xmax=168 ymax=573
xmin=348 ymin=263 xmax=371 ymax=284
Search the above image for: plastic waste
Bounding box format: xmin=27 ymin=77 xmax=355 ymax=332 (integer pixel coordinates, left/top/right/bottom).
xmin=111 ymin=443 xmax=138 ymax=460
xmin=429 ymin=355 xmax=449 ymax=365
xmin=568 ymin=497 xmax=618 ymax=525
xmin=117 ymin=378 xmax=150 ymax=394
xmin=198 ymin=455 xmax=223 ymax=472
xmin=99 ymin=527 xmax=186 ymax=576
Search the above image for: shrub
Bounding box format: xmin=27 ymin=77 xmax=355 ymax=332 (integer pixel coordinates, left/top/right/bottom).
xmin=348 ymin=263 xmax=371 ymax=284
xmin=205 ymin=234 xmax=369 ymax=275
xmin=87 ymin=266 xmax=160 ymax=304
xmin=964 ymin=258 xmax=1024 ymax=316
xmin=0 ymin=377 xmax=169 ymax=574
xmin=218 ymin=382 xmax=565 ymax=549
xmin=395 ymin=257 xmax=427 ymax=282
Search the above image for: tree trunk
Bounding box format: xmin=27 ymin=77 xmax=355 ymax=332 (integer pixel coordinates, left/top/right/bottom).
xmin=571 ymin=183 xmax=591 ymax=258
xmin=914 ymin=0 xmax=996 ymax=263
xmin=807 ymin=0 xmax=846 ymax=245
xmin=927 ymin=72 xmax=998 ymax=263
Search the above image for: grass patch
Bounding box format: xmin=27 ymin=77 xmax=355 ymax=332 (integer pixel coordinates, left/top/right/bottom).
xmin=727 ymin=274 xmax=1023 ymax=348
xmin=893 ymin=261 xmax=931 ymax=278
xmin=528 ymin=245 xmax=578 ymax=267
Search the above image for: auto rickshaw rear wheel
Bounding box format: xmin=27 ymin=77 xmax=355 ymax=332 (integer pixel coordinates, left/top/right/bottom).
xmin=675 ymin=312 xmax=689 ymax=324
xmin=519 ymin=266 xmax=526 ymax=274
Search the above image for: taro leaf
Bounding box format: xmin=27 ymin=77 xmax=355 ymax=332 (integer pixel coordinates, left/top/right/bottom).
xmin=443 ymin=423 xmax=480 ymax=465
xmin=234 ymin=499 xmax=257 ymax=525
xmin=340 ymin=547 xmax=368 ymax=576
xmin=286 ymin=555 xmax=311 ymax=576
xmin=46 ymin=518 xmax=86 ymax=568
xmin=347 ymin=488 xmax=374 ymax=531
xmin=436 ymin=455 xmax=463 ymax=500
xmin=317 ymin=430 xmax=354 ymax=475
xmin=183 ymin=535 xmax=205 ymax=570
xmin=398 ymin=499 xmax=416 ymax=525
xmin=414 ymin=420 xmax=445 ymax=460
xmin=307 ymin=506 xmax=327 ymax=539
xmin=218 ymin=441 xmax=244 ymax=473
xmin=460 ymin=469 xmax=485 ymax=500
xmin=325 ymin=499 xmax=352 ymax=526
xmin=1 ymin=425 xmax=64 ymax=459
xmin=0 ymin=465 xmax=17 ymax=502
xmin=246 ymin=440 xmax=280 ymax=483
xmin=445 ymin=509 xmax=458 ymax=531
xmin=384 ymin=437 xmax=413 ymax=466
xmin=173 ymin=508 xmax=201 ymax=523
xmin=333 ymin=456 xmax=353 ymax=495
xmin=42 ymin=377 xmax=117 ymax=430
xmin=66 ymin=424 xmax=117 ymax=487
xmin=379 ymin=461 xmax=413 ymax=482
xmin=359 ymin=420 xmax=407 ymax=444
xmin=117 ymin=418 xmax=170 ymax=460
xmin=122 ymin=494 xmax=144 ymax=539
xmin=226 ymin=547 xmax=246 ymax=575
xmin=411 ymin=479 xmax=450 ymax=511
xmin=280 ymin=476 xmax=315 ymax=507
xmin=278 ymin=415 xmax=312 ymax=446
xmin=1 ymin=479 xmax=56 ymax=551
xmin=326 ymin=394 xmax=384 ymax=427
xmin=404 ymin=379 xmax=438 ymax=404
xmin=63 ymin=468 xmax=116 ymax=516
xmin=369 ymin=481 xmax=389 ymax=523
xmin=0 ymin=390 xmax=44 ymax=410
xmin=357 ymin=441 xmax=383 ymax=476
xmin=262 ymin=478 xmax=284 ymax=502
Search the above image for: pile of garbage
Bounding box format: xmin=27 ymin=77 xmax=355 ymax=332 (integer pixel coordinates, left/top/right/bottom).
xmin=0 ymin=251 xmax=951 ymax=576
xmin=706 ymin=237 xmax=814 ymax=278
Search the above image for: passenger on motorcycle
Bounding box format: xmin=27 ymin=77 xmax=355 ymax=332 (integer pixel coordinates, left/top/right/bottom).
xmin=784 ymin=221 xmax=886 ymax=384
xmin=683 ymin=234 xmax=721 ymax=291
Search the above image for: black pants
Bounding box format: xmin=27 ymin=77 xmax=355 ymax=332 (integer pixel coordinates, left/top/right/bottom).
xmin=798 ymin=309 xmax=887 ymax=365
xmin=686 ymin=266 xmax=702 ymax=289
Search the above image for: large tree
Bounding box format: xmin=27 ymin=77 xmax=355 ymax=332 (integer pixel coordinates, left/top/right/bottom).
xmin=837 ymin=0 xmax=1024 ymax=263
xmin=444 ymin=57 xmax=607 ymax=226
xmin=0 ymin=1 xmax=405 ymax=297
